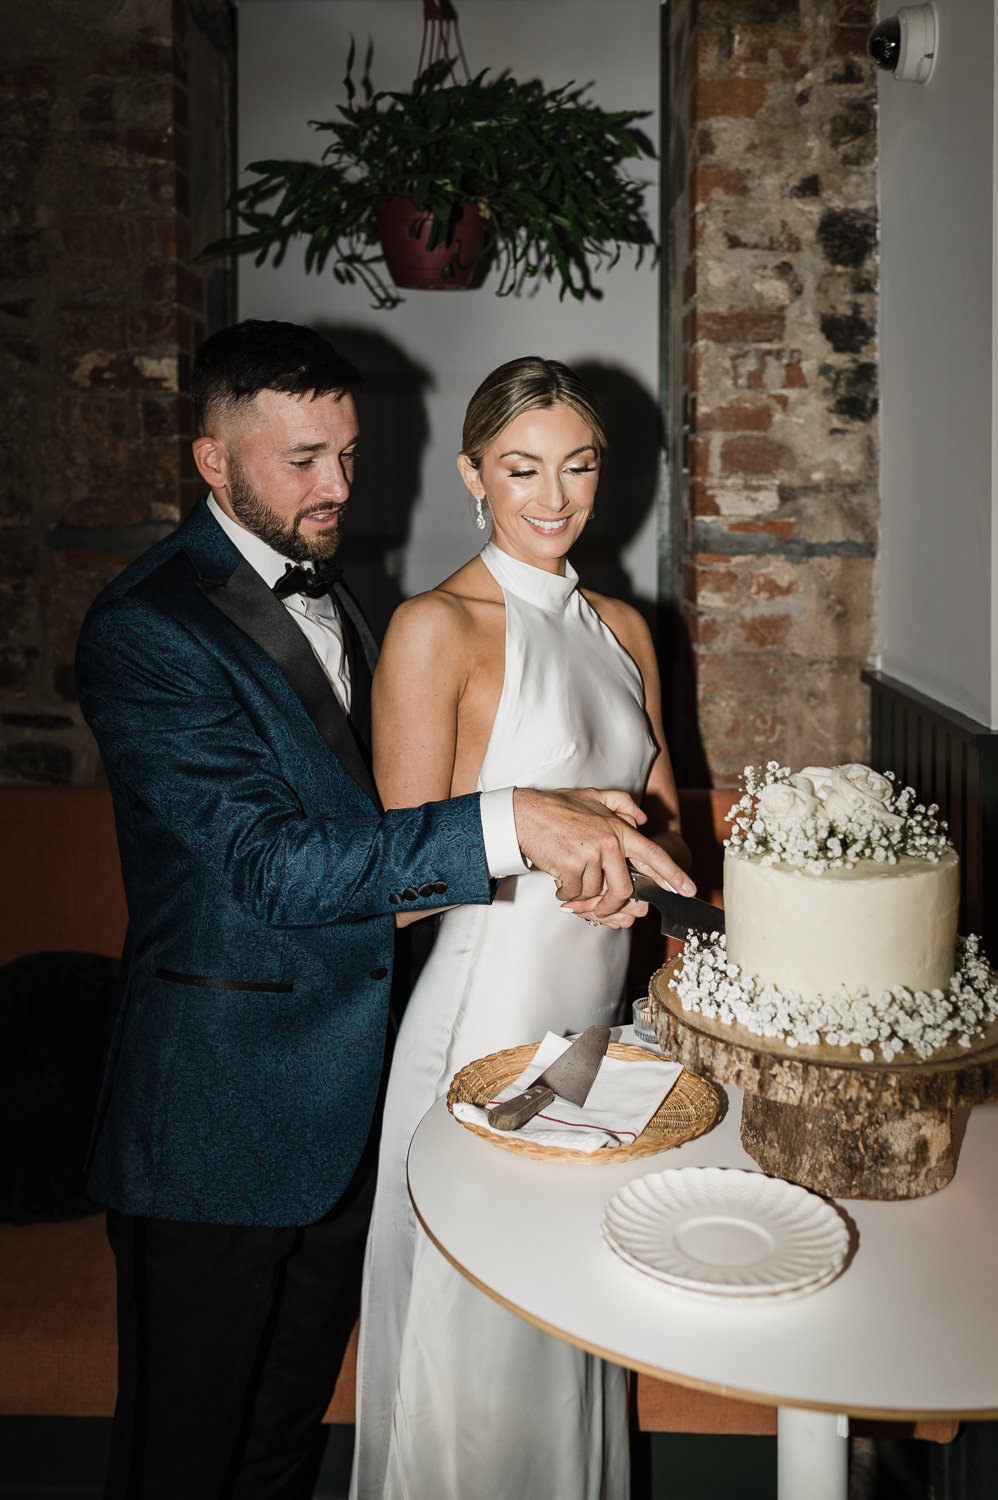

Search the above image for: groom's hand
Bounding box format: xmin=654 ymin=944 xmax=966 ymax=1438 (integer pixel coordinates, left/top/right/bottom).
xmin=511 ymin=787 xmax=696 ymax=918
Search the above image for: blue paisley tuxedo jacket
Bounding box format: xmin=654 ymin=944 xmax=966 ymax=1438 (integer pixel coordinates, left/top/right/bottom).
xmin=75 ymin=500 xmax=491 ymax=1227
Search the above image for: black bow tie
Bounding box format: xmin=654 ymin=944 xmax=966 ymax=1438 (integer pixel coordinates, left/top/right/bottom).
xmin=272 ymin=559 xmax=344 ymax=601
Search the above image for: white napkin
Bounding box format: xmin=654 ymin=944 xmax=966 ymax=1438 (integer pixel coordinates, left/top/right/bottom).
xmin=453 ymin=1031 xmax=684 ymax=1154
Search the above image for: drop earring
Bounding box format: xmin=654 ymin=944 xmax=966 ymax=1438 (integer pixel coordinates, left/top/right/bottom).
xmin=475 ymin=495 xmax=488 ymax=531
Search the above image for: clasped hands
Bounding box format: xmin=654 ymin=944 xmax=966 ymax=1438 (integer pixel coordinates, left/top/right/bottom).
xmin=511 ymin=787 xmax=695 ymax=930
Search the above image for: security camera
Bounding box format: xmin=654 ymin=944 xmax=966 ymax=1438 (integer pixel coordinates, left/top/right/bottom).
xmin=868 ymin=4 xmax=936 ymax=83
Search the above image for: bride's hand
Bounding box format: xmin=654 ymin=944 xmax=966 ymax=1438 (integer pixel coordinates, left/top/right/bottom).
xmin=568 ymin=896 xmax=650 ymax=930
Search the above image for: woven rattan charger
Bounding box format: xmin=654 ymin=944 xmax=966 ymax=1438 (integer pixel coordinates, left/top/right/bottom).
xmin=446 ymin=1040 xmax=720 ymax=1162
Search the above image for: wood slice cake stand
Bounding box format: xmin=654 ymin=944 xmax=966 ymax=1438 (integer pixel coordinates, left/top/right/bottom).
xmin=649 ymin=955 xmax=998 ymax=1200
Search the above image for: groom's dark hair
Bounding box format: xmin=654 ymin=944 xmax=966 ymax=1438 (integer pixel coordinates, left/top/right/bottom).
xmin=192 ymin=319 xmax=361 ymax=435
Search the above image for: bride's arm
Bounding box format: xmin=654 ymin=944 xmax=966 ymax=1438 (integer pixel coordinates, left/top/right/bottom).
xmin=372 ymin=590 xmax=469 ymax=926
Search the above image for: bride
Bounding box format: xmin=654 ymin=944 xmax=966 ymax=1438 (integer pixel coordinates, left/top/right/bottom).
xmin=350 ymin=357 xmax=689 ymax=1500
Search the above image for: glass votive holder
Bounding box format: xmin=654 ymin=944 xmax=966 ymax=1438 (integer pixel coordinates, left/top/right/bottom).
xmin=632 ymin=996 xmax=659 ymax=1047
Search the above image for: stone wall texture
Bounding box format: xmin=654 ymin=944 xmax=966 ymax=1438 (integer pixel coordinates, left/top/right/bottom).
xmin=0 ymin=0 xmax=233 ymax=783
xmin=665 ymin=0 xmax=879 ymax=786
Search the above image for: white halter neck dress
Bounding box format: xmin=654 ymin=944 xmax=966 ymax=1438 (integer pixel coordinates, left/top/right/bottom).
xmin=350 ymin=542 xmax=656 ymax=1500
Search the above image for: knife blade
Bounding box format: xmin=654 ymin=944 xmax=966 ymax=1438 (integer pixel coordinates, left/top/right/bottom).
xmin=629 ymin=873 xmax=726 ymax=941
xmin=486 ymin=1024 xmax=611 ymax=1132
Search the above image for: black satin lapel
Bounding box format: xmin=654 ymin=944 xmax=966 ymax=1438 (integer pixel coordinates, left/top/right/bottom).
xmin=198 ymin=560 xmax=378 ymax=803
xmin=332 ymin=580 xmax=380 ymax=675
xmin=332 ymin=580 xmax=377 ymax=762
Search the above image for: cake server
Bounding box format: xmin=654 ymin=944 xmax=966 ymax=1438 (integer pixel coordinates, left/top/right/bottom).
xmin=629 ymin=873 xmax=726 ymax=940
xmin=486 ymin=1025 xmax=612 ymax=1132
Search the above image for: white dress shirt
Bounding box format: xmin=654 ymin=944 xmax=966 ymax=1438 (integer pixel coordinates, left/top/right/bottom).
xmin=205 ymin=496 xmax=524 ymax=877
xmin=207 ymin=495 xmax=351 ymax=713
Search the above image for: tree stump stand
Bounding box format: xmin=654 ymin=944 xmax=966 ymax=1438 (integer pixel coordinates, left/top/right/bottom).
xmin=649 ymin=957 xmax=998 ymax=1200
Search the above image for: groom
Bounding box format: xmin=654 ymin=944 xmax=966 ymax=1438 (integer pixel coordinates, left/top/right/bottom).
xmin=75 ymin=319 xmax=693 ymax=1499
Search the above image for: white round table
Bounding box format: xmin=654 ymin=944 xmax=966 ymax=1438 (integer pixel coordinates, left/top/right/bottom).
xmin=406 ymin=1032 xmax=998 ymax=1500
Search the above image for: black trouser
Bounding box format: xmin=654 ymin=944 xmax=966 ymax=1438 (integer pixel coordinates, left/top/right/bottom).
xmin=104 ymin=1156 xmax=374 ymax=1500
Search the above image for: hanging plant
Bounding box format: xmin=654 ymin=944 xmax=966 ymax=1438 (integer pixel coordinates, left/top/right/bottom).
xmin=203 ymin=53 xmax=657 ymax=310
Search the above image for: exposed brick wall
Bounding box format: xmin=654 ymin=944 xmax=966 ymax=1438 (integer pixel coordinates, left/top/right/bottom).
xmin=0 ymin=0 xmax=233 ymax=784
xmin=665 ymin=0 xmax=878 ymax=786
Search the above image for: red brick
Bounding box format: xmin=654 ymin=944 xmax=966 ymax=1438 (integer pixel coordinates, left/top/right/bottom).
xmin=694 ymin=165 xmax=748 ymax=203
xmin=697 ymin=79 xmax=769 ymax=121
xmin=748 ymin=571 xmax=798 ymax=600
xmin=833 ymin=26 xmax=873 ymax=56
xmin=57 ymin=302 xmax=129 ymax=351
xmin=741 ymin=615 xmax=790 ymax=647
xmin=122 ymin=128 xmax=176 ymax=164
xmin=700 ymin=399 xmax=773 ymax=432
xmin=728 ymin=519 xmax=796 ymax=539
xmin=737 ymin=30 xmax=804 ymax=70
xmin=688 ymin=615 xmax=721 ymax=645
xmin=698 ymin=310 xmax=786 ymax=344
xmin=136 ymin=215 xmax=180 ymax=259
xmin=784 ymin=361 xmax=808 ymax=388
xmin=697 ymin=565 xmax=739 ymax=595
xmin=689 ymin=436 xmax=711 ymax=478
xmin=62 ymin=214 xmax=135 ymax=260
xmin=57 ymin=392 xmax=137 ymax=443
xmin=0 ymin=66 xmax=54 ymax=93
xmin=720 ymin=436 xmax=788 ymax=476
xmin=691 ymin=483 xmax=721 ymax=517
xmin=142 ymin=396 xmax=183 ymax=436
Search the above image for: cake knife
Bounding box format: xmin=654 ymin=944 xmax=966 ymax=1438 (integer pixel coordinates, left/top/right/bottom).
xmin=486 ymin=1025 xmax=612 ymax=1132
xmin=628 ymin=873 xmax=726 ymax=940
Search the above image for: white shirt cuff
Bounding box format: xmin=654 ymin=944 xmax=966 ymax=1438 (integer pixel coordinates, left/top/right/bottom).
xmin=479 ymin=787 xmax=528 ymax=878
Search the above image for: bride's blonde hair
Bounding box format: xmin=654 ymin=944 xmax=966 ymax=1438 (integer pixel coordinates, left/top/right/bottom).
xmin=461 ymin=357 xmax=607 ymax=471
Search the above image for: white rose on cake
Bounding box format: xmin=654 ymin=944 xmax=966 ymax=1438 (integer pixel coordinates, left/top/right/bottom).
xmin=756 ymin=774 xmax=819 ymax=828
xmin=803 ymin=763 xmax=903 ymax=829
xmin=799 ymin=764 xmax=834 ymax=796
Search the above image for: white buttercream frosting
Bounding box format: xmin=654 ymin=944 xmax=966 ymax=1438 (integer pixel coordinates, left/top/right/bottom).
xmin=724 ymin=845 xmax=960 ymax=1000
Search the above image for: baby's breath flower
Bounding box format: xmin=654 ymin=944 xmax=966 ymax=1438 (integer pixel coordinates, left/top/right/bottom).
xmin=673 ymin=935 xmax=997 ymax=1062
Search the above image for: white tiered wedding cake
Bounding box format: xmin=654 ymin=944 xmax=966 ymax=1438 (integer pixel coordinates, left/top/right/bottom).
xmin=674 ymin=763 xmax=997 ymax=1061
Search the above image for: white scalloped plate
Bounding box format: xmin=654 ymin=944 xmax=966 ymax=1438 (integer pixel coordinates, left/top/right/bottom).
xmin=601 ymin=1228 xmax=846 ymax=1304
xmin=601 ymin=1167 xmax=849 ymax=1297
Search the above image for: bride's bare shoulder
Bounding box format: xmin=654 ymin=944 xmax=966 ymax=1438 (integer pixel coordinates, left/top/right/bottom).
xmin=382 ymin=555 xmax=502 ymax=654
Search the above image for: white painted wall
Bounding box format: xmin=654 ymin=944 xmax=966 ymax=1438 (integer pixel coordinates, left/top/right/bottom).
xmin=235 ymin=0 xmax=662 ymax=636
xmin=876 ymin=0 xmax=998 ymax=726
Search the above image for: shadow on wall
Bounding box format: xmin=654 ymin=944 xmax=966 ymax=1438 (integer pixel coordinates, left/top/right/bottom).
xmin=572 ymin=363 xmax=709 ymax=788
xmin=313 ymin=323 xmax=433 ymax=642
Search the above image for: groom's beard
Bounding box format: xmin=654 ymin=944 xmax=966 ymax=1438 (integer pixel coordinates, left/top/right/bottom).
xmin=225 ymin=458 xmax=344 ymax=565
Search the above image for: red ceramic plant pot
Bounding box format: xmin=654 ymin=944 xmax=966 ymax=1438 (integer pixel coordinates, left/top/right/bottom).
xmin=375 ymin=198 xmax=486 ymax=291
